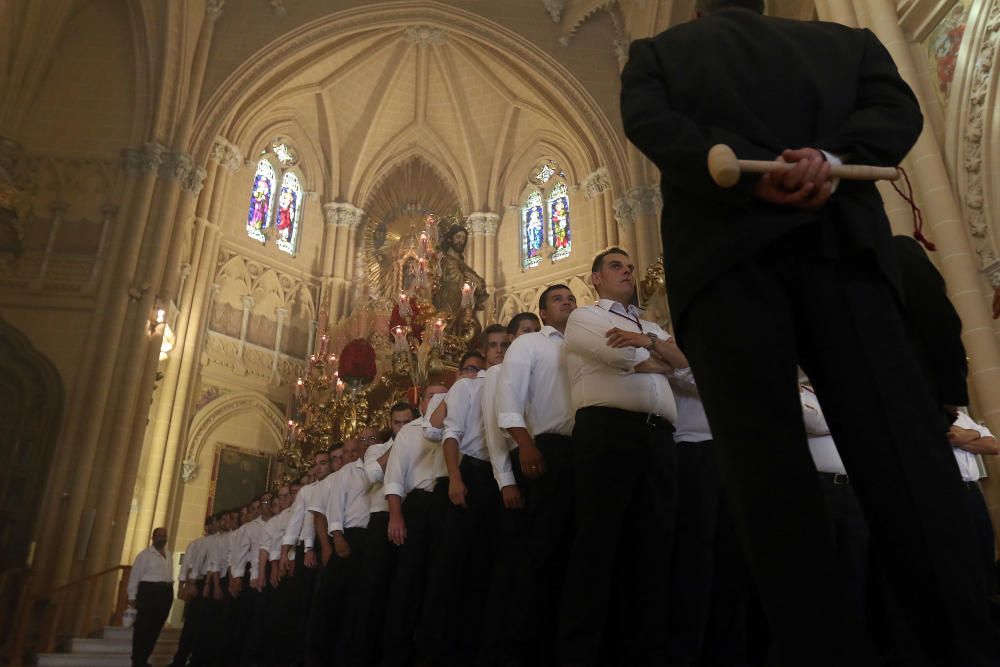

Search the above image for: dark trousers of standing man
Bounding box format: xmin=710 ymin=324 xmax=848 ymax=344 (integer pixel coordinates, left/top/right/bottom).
xmin=493 ymin=434 xmax=574 ymax=667
xmin=557 ymin=406 xmax=677 ymax=666
xmin=132 ymin=581 xmax=173 ymax=667
xmin=420 ymin=456 xmax=501 ymax=666
xmin=169 ymin=583 xmax=202 ymax=667
xmin=962 ymin=481 xmax=998 ymax=597
xmin=677 ymin=227 xmax=1000 ymax=667
xmin=666 ymin=441 xmax=750 ymax=667
xmin=351 ymin=511 xmax=397 ymax=666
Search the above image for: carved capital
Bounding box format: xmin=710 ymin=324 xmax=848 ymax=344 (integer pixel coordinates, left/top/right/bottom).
xmin=183 ymin=165 xmax=207 ymax=194
xmin=206 ymin=0 xmax=224 ymax=20
xmin=139 ymin=143 xmax=168 ymax=175
xmin=482 ymin=213 xmax=500 ymax=236
xmin=242 ymin=295 xmax=255 ymax=309
xmin=180 ymin=263 xmax=193 ymax=278
xmin=181 ymin=460 xmax=201 ymax=482
xmin=581 ymin=167 xmax=612 ymax=199
xmin=467 ymin=212 xmax=488 ymax=235
xmin=160 ymin=152 xmax=193 ymax=181
xmin=276 ymin=307 xmax=289 ymax=322
xmin=627 ymin=185 xmax=661 ymax=217
xmin=102 ymin=203 xmax=120 ymax=218
xmin=613 ymin=195 xmax=637 ymax=227
xmin=121 ymin=148 xmax=144 ymax=174
xmin=404 ymin=24 xmax=446 ymax=46
xmin=322 ymin=201 xmax=365 ymax=228
xmin=210 ymin=136 xmax=243 ymax=172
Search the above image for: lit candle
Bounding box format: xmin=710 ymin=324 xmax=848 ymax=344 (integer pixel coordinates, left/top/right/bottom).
xmin=419 ymin=231 xmax=429 ymax=254
xmin=336 ymin=379 xmax=345 ymax=397
xmin=433 ymin=317 xmax=445 ymax=345
xmin=461 ymin=281 xmax=475 ymax=308
xmin=319 ymin=334 xmax=329 ymax=356
xmin=392 ymin=325 xmax=408 ymax=353
xmin=398 ymin=292 xmax=411 ymax=318
xmin=286 ymin=420 xmax=294 ymax=443
xmin=295 ymin=377 xmax=305 ymax=399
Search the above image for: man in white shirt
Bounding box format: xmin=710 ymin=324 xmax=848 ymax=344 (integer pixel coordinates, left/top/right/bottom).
xmin=168 ymin=516 xmax=214 ymax=667
xmin=353 ymin=403 xmax=416 ymax=666
xmin=948 ymin=409 xmax=999 ymax=597
xmin=127 ymin=527 xmax=173 ymax=667
xmin=485 ymin=293 xmax=574 ymax=665
xmin=237 ymin=494 xmax=269 ymax=664
xmin=559 ymin=247 xmax=688 ymax=664
xmin=382 ymin=384 xmax=450 ymax=667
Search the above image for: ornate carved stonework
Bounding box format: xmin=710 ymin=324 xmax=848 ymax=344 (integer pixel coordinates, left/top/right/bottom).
xmin=613 ymin=195 xmax=637 ymax=227
xmin=121 ymin=148 xmax=143 ymax=174
xmin=960 ymin=0 xmax=1000 ymax=285
xmin=581 ymin=167 xmax=612 ymax=199
xmin=210 ymin=137 xmax=243 ymax=172
xmin=404 ymin=25 xmax=446 ymax=46
xmin=542 ymin=0 xmax=566 ymax=22
xmin=160 ymin=152 xmax=194 ymax=182
xmin=322 ymin=201 xmax=365 ymax=228
xmin=183 ymin=166 xmax=207 ymax=194
xmin=467 ymin=212 xmax=488 ymax=235
xmin=181 ymin=460 xmax=201 ymax=482
xmin=139 ymin=143 xmax=167 ymax=175
xmin=482 ymin=213 xmax=500 ymax=236
xmin=206 ymin=0 xmax=225 ymax=20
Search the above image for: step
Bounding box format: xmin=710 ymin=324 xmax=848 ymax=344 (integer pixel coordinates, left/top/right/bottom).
xmin=36 ymin=654 xmax=173 ymax=667
xmin=100 ymin=625 xmax=181 ymax=641
xmin=70 ymin=636 xmax=178 ymax=654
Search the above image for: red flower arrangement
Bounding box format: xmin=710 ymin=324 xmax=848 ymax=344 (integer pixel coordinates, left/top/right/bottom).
xmin=338 ymin=338 xmax=377 ymax=387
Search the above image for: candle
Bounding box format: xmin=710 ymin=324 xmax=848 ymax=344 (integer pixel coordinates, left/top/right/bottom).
xmin=398 ymin=292 xmax=411 ymax=318
xmin=433 ymin=318 xmax=445 ymax=346
xmin=295 ymin=377 xmax=305 ymax=399
xmin=336 ymin=379 xmax=345 ymax=397
xmin=286 ymin=420 xmax=295 ymax=443
xmin=319 ymin=334 xmax=329 ymax=355
xmin=392 ymin=325 xmax=409 ymax=353
xmin=419 ymin=231 xmax=429 ymax=254
xmin=461 ymin=281 xmax=475 ymax=308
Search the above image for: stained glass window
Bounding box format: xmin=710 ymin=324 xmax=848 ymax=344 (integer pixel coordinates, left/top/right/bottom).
xmin=275 ymin=172 xmax=302 ymax=254
xmin=548 ymin=182 xmax=571 ymax=262
xmin=522 ymin=190 xmax=545 ymax=269
xmin=531 ymin=161 xmax=565 ymax=186
xmin=246 ymin=159 xmax=276 ymax=243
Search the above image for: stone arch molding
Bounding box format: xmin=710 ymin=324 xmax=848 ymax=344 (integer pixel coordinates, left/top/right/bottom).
xmin=190 ymin=1 xmax=629 ymax=199
xmin=948 ymin=0 xmax=1000 ymax=286
xmin=182 ymin=391 xmax=285 ymax=482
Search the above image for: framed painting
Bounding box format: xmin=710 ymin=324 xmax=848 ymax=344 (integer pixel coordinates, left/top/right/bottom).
xmin=207 ymin=443 xmax=272 ymax=515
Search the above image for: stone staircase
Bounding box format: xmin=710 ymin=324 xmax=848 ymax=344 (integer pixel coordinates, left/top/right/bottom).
xmin=36 ymin=626 xmax=180 ymax=666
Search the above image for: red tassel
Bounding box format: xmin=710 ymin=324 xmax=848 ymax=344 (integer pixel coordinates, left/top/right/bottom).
xmin=890 ymin=167 xmax=936 ymax=251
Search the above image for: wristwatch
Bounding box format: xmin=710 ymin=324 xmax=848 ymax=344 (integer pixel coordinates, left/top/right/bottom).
xmin=645 ymin=332 xmax=658 ymax=350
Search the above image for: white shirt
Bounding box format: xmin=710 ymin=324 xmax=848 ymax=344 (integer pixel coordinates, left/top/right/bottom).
xmin=800 ymin=386 xmax=847 ymax=475
xmin=564 ymin=300 xmax=676 ymax=422
xmin=283 ymin=483 xmax=318 ymax=550
xmin=264 ymin=508 xmax=292 ymax=561
xmin=178 ymin=536 xmax=206 ymax=583
xmin=246 ymin=517 xmax=269 ymax=579
xmin=669 ymin=368 xmax=713 ymax=444
xmin=326 ymin=459 xmax=372 ymax=532
xmin=483 ymin=365 xmax=515 ymax=489
xmin=952 ymin=410 xmax=993 ymax=482
xmin=229 ymin=519 xmax=261 ymax=578
xmin=384 ymin=416 xmax=446 ymax=500
xmin=495 ymin=326 xmax=575 ymax=487
xmin=365 ymin=438 xmax=394 ymax=513
xmin=204 ymin=532 xmax=230 ymax=575
xmin=443 ymin=373 xmax=489 ymax=462
xmin=127 ymin=546 xmax=173 ymax=599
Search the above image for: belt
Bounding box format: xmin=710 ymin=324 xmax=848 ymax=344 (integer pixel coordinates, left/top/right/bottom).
xmin=578 ymin=405 xmax=672 ymax=429
xmin=460 ymin=455 xmax=492 ymax=471
xmin=963 ymin=480 xmax=982 ymax=490
xmin=139 ymin=581 xmax=173 ymax=587
xmin=818 ymin=471 xmax=850 ymax=486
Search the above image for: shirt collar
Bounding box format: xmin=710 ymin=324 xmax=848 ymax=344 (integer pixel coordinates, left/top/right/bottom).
xmin=540 ymin=325 xmax=564 ymax=339
xmin=477 ymin=369 xmax=488 ymax=379
xmin=597 ymin=298 xmax=642 ymax=319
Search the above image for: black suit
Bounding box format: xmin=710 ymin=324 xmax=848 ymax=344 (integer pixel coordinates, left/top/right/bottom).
xmin=621 ymin=9 xmax=999 ymax=666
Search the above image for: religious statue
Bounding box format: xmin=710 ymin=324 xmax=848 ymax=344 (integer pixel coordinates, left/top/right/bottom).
xmin=433 ymin=223 xmax=487 ymax=328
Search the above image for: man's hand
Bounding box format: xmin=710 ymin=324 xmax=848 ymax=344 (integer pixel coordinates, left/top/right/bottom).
xmin=212 ymin=583 xmax=223 ymax=601
xmin=388 ymin=513 xmax=407 ymax=546
xmin=279 ymin=551 xmax=292 ymax=577
xmin=753 ymin=150 xmax=833 ymax=210
xmin=501 ymin=485 xmax=525 ymax=510
xmin=229 ymin=577 xmax=242 ymax=598
xmin=949 ymin=425 xmax=982 ymax=447
xmin=303 ymin=550 xmax=317 ymax=569
xmin=519 ymin=442 xmax=546 ymax=479
xmin=268 ymin=565 xmax=280 ymax=589
xmin=333 ymin=534 xmax=351 ymax=559
xmin=605 ymin=327 xmax=650 ymax=350
xmin=250 ymin=576 xmax=263 ymax=593
xmin=449 ymin=476 xmax=469 ymax=508
xmin=635 ymin=357 xmax=673 ymax=374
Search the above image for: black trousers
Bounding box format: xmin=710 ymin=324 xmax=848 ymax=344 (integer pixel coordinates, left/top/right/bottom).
xmin=381 ymin=483 xmax=446 ymax=667
xmin=492 ymin=434 xmax=574 ymax=667
xmin=352 ymin=511 xmax=397 ymax=666
xmin=677 ymin=229 xmax=1000 ymax=667
xmin=667 ymin=441 xmax=750 ymax=667
xmin=132 ymin=581 xmax=173 ymax=667
xmin=557 ymin=406 xmax=677 ymax=666
xmin=817 ymin=473 xmax=870 ymax=624
xmin=171 ymin=582 xmax=203 ymax=667
xmin=238 ymin=583 xmax=261 ymax=666
xmin=962 ymin=481 xmax=998 ymax=597
xmin=420 ymin=456 xmax=501 ymax=665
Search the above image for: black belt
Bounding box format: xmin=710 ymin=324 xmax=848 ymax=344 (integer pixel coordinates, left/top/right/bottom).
xmin=963 ymin=480 xmax=981 ymax=491
xmin=139 ymin=581 xmax=173 ymax=587
xmin=818 ymin=471 xmax=850 ymax=486
xmin=461 ymin=455 xmax=492 ymax=471
xmin=578 ymin=405 xmax=672 ymax=429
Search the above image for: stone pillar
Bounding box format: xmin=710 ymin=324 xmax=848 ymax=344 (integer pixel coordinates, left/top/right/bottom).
xmin=625 ymin=185 xmax=662 ymax=272
xmin=30 ymin=201 xmax=67 ymax=289
xmin=83 ymin=204 xmax=119 ymax=295
xmin=603 ymin=188 xmax=619 ymax=247
xmin=468 ymin=212 xmax=489 ymax=278
xmin=482 ymin=214 xmax=500 ymax=294
xmin=322 ymin=202 xmax=365 ymax=319
xmin=238 ymin=295 xmax=254 ymax=358
xmin=273 ymin=307 xmax=289 ymax=377
xmin=582 ymin=167 xmax=612 ymax=251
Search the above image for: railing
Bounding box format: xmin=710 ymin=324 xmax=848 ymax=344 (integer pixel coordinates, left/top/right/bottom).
xmin=2 ymin=565 xmax=131 ymax=664
xmin=0 ymin=568 xmax=31 ymax=662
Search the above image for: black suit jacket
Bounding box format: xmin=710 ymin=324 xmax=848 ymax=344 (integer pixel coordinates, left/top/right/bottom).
xmin=621 ymin=9 xmax=923 ymax=325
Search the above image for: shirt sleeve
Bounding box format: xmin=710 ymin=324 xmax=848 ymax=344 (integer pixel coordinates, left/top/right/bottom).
xmin=484 ymin=372 xmax=516 ymax=489
xmin=383 ymin=439 xmax=406 ymax=499
xmin=306 ymin=480 xmax=328 ymax=515
xmin=299 ymin=503 xmax=316 ymax=549
xmin=326 ymin=475 xmax=347 ymax=534
xmin=497 ymin=339 xmax=532 ymax=431
xmin=800 ymin=391 xmax=830 ymax=436
xmin=443 ymin=382 xmax=471 ymax=444
xmin=955 ymin=411 xmax=995 ymax=439
xmin=282 ymin=492 xmax=307 ymax=547
xmin=565 ymin=308 xmax=650 ymax=372
xmin=127 ymin=552 xmax=144 ymax=600
xmin=365 ymin=439 xmax=392 ymax=484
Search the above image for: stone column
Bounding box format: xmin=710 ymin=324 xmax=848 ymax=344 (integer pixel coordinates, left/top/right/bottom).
xmin=322 ymin=202 xmax=365 ymax=319
xmin=30 ymin=201 xmax=67 ymax=290
xmin=603 ymin=188 xmax=619 ymax=247
xmin=625 ymin=185 xmax=662 ymax=272
xmin=83 ymin=204 xmax=119 ymax=295
xmin=238 ymin=295 xmax=254 ymax=358
xmin=272 ymin=307 xmax=289 ymax=377
xmin=482 ymin=214 xmax=500 ymax=295
xmin=467 ymin=212 xmax=489 ymax=278
xmin=582 ymin=167 xmax=612 ymax=251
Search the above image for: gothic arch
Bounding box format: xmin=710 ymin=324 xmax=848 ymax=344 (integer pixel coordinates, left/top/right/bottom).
xmin=184 ymin=391 xmax=285 ymax=465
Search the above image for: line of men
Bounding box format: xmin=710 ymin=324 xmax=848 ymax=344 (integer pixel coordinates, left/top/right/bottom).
xmin=161 ymin=246 xmax=997 ymax=667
